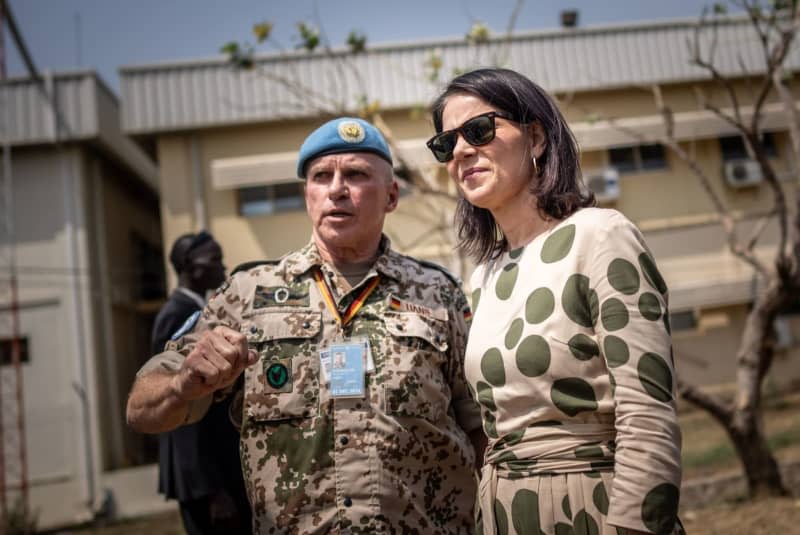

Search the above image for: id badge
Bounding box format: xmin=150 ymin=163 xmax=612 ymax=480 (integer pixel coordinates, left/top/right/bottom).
xmin=319 ymin=349 xmax=332 ymax=385
xmin=349 ymin=336 xmax=375 ymax=373
xmin=329 ymin=341 xmax=367 ymax=398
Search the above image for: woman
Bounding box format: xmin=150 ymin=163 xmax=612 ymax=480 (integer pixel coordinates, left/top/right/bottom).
xmin=428 ymin=68 xmax=683 ymax=535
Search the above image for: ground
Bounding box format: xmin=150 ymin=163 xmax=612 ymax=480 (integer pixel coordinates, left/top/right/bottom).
xmin=41 ymin=393 xmax=800 ymax=534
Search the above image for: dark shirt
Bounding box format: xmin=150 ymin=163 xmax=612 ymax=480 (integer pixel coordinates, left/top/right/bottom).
xmin=151 ymin=289 xmax=246 ymax=502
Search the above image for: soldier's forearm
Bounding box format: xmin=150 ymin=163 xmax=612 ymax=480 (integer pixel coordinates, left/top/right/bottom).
xmin=125 ymin=371 xmax=193 ymax=434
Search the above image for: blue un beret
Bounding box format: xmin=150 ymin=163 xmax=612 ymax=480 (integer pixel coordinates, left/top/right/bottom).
xmin=296 ymin=117 xmax=393 ymax=178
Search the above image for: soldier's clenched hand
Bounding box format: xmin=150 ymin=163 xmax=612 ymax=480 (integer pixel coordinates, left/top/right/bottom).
xmin=171 ymin=326 xmax=257 ymax=401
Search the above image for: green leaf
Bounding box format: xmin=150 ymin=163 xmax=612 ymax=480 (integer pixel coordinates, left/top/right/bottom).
xmin=253 ymin=22 xmax=273 ymax=43
xmin=220 ymin=41 xmax=240 ymax=56
xmin=712 ymin=2 xmax=728 ymax=14
xmin=297 ymin=22 xmax=320 ymax=52
xmin=466 ymin=22 xmax=491 ymax=44
xmin=347 ymin=30 xmax=367 ymax=53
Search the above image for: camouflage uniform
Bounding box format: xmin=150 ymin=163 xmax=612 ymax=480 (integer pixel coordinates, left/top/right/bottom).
xmin=145 ymin=236 xmax=482 ymax=534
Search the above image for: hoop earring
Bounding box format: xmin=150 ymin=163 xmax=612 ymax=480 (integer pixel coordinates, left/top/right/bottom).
xmin=532 ymin=155 xmax=540 ymax=176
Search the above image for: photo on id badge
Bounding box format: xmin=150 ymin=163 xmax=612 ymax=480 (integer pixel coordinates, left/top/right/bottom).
xmin=329 ymin=341 xmax=366 ymax=398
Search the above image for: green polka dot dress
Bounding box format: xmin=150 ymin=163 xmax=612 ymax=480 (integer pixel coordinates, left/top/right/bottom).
xmin=466 ymin=208 xmax=683 ymax=535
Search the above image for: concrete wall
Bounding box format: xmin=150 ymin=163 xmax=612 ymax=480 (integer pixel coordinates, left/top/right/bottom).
xmin=1 ymin=142 xmax=163 ymax=528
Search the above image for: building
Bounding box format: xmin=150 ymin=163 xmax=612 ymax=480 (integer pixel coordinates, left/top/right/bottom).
xmin=0 ymin=70 xmax=167 ymax=528
xmin=119 ymin=15 xmax=800 ymax=400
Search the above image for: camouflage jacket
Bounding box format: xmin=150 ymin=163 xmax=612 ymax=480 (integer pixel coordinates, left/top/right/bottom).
xmin=155 ymin=236 xmax=482 ymax=534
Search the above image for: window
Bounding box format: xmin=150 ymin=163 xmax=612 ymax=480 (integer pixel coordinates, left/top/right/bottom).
xmin=0 ymin=337 xmax=29 ymax=366
xmin=130 ymin=233 xmax=166 ymax=301
xmin=608 ymin=144 xmax=667 ymax=174
xmin=719 ymin=133 xmax=776 ymax=162
xmin=238 ymin=183 xmax=305 ymax=216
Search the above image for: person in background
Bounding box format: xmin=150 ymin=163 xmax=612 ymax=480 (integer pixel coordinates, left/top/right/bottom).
xmin=128 ymin=118 xmax=483 ymax=533
xmin=150 ymin=232 xmax=251 ymax=535
xmin=428 ymin=68 xmax=684 ymax=535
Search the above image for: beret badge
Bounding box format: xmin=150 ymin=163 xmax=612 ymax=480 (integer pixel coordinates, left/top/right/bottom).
xmin=337 ymin=121 xmax=366 ymax=144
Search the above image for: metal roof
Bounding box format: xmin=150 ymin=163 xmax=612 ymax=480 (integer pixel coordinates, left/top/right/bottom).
xmin=119 ymin=16 xmax=800 ymax=135
xmin=1 ymin=70 xmax=158 ymax=189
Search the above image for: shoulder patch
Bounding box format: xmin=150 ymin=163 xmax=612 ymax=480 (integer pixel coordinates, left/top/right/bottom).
xmin=415 ymin=258 xmax=462 ymax=287
xmin=170 ymin=310 xmax=201 ymax=341
xmin=231 ymin=259 xmax=279 ymax=276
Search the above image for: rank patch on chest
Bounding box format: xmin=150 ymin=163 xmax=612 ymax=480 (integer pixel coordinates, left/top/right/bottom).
xmin=386 ymin=295 xmax=448 ymax=321
xmin=253 ymin=283 xmax=310 ymax=308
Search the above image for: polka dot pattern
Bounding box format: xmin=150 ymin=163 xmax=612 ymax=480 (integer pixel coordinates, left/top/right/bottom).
xmin=503 ymin=429 xmax=525 ymax=447
xmin=592 ymin=482 xmax=609 ymax=515
xmin=554 ymin=523 xmax=574 ymax=535
xmin=607 ymin=258 xmax=640 ymax=295
xmin=561 ymin=495 xmax=572 ymax=520
xmin=638 ymin=292 xmax=662 ymax=321
xmin=551 ymin=378 xmax=598 ymax=417
xmin=481 ymin=348 xmax=506 ymax=387
xmin=472 ymin=288 xmax=482 ymax=312
xmin=603 ymin=336 xmax=629 ymax=368
xmin=541 ymin=224 xmax=576 ymax=263
xmin=484 ymin=411 xmax=498 ymax=438
xmin=511 ymin=489 xmax=542 ymax=534
xmin=476 ymin=381 xmax=496 ymax=411
xmin=574 ymin=445 xmax=603 ymax=459
xmin=568 ymin=334 xmax=599 ymax=361
xmin=465 ymin=209 xmax=681 ymax=534
xmin=638 ymin=352 xmax=673 ymax=402
xmin=572 ymin=510 xmax=599 ymax=535
xmin=601 ymin=298 xmax=629 ymax=331
xmin=639 ymin=252 xmax=668 ymax=295
xmin=516 ymin=335 xmax=551 ymax=377
xmin=562 ymin=274 xmax=598 ymax=328
xmin=494 ymin=498 xmax=509 ymax=535
xmin=496 ymin=263 xmax=519 ymax=300
xmin=526 ymin=287 xmax=555 ymax=324
xmin=641 ymin=483 xmax=679 ymax=534
xmin=505 ymin=318 xmax=524 ymax=349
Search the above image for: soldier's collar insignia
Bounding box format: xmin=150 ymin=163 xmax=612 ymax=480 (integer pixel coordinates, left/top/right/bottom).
xmin=386 ymin=295 xmax=448 ymax=321
xmin=266 ymin=362 xmax=289 ymax=388
xmin=337 ymin=121 xmax=365 ymax=144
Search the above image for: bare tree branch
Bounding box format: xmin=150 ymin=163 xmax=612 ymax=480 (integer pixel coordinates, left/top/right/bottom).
xmin=676 ymin=379 xmax=733 ymax=426
xmin=746 ymin=210 xmax=778 ymax=252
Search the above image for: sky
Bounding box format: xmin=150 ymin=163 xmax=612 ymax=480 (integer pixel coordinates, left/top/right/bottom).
xmin=4 ymin=0 xmax=722 ymax=93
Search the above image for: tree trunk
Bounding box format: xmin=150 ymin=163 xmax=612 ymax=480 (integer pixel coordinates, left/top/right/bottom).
xmin=728 ymin=414 xmax=789 ymax=498
xmin=728 ymin=279 xmax=789 ymax=498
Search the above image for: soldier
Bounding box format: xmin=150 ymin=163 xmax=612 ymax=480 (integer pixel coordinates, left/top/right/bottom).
xmin=127 ymin=117 xmax=484 ymax=533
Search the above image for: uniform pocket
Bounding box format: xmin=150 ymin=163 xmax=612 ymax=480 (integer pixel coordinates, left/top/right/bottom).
xmin=241 ymin=310 xmax=322 ymax=421
xmin=381 ymin=311 xmax=450 ymax=423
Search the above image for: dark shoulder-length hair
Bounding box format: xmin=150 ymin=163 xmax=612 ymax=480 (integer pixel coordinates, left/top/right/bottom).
xmin=430 ymin=68 xmax=595 ymax=264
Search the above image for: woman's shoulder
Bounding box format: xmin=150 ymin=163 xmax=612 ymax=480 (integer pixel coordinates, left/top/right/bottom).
xmin=566 ymin=206 xmax=631 ymax=227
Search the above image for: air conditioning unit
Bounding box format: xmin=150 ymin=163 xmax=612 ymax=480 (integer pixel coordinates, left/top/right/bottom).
xmin=585 ymin=167 xmax=620 ymax=202
xmin=724 ymin=159 xmax=763 ymax=188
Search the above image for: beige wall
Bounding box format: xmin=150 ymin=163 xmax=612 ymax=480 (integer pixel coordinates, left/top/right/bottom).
xmin=156 ymin=114 xmax=458 ymax=280
xmin=151 ymin=76 xmax=800 ymax=391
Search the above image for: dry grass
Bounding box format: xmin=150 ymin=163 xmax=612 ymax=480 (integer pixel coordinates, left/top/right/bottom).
xmin=681 ymin=497 xmax=800 ymax=535
xmin=680 ymin=391 xmax=800 ymax=480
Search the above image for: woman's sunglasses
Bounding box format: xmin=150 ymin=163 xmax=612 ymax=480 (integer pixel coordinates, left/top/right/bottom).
xmin=426 ymin=111 xmax=515 ymax=163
